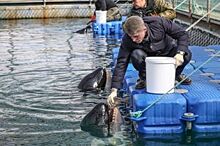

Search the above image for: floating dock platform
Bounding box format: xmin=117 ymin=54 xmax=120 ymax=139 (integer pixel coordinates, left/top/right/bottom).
xmin=112 ymin=45 xmax=220 ymax=134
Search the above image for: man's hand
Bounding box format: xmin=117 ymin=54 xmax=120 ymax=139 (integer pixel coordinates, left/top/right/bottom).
xmin=174 ymin=52 xmax=184 ymax=67
xmin=150 ymin=12 xmax=159 ymax=16
xmin=107 ymin=88 xmax=117 ymax=107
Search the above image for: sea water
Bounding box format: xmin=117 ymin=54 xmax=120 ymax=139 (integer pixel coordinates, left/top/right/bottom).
xmin=0 ymin=18 xmax=219 ymax=145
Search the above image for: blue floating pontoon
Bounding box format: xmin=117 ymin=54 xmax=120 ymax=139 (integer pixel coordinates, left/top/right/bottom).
xmin=92 ymin=16 xmax=126 ymax=35
xmin=112 ymin=45 xmax=220 ymax=134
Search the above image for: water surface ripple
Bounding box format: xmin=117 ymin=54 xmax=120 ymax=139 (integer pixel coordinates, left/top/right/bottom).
xmin=0 ymin=18 xmax=126 ymax=145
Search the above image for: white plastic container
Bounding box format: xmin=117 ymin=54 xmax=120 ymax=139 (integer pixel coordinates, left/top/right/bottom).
xmin=96 ymin=10 xmax=107 ymax=24
xmin=145 ymin=57 xmax=176 ymax=94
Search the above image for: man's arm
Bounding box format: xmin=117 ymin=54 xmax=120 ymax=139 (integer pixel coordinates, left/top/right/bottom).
xmin=107 ymin=35 xmax=131 ymax=106
xmin=155 ymin=0 xmax=176 ymax=20
xmin=111 ymin=35 xmax=132 ymax=89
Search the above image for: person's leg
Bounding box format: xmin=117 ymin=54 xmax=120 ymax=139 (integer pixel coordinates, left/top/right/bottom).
xmin=175 ymin=50 xmax=192 ymax=85
xmin=130 ymin=49 xmax=147 ymax=89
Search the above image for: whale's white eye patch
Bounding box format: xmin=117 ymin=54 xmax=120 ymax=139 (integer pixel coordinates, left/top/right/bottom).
xmin=93 ymin=82 xmax=98 ymax=88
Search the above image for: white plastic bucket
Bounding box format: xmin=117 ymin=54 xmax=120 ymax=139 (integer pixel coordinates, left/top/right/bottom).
xmin=96 ymin=10 xmax=107 ymax=24
xmin=145 ymin=57 xmax=176 ymax=94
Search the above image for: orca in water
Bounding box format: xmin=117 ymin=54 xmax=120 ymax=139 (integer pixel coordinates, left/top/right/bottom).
xmin=80 ymin=102 xmax=123 ymax=137
xmin=78 ymin=67 xmax=111 ymax=92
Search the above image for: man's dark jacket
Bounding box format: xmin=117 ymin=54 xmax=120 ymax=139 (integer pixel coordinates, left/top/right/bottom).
xmin=95 ymin=0 xmax=117 ymax=11
xmin=111 ymin=16 xmax=190 ymax=89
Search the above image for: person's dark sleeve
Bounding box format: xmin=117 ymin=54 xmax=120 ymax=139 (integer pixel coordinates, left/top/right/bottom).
xmin=111 ymin=36 xmax=131 ymax=89
xmin=106 ymin=0 xmax=117 ymax=9
xmin=95 ymin=0 xmax=107 ymax=11
xmin=160 ymin=18 xmax=189 ymax=53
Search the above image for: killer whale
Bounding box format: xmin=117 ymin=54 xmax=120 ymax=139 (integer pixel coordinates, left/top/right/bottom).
xmin=78 ymin=67 xmax=111 ymax=91
xmin=80 ymin=102 xmax=123 ymax=137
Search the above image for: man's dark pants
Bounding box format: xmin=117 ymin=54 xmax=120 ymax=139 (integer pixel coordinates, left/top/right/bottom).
xmin=130 ymin=48 xmax=192 ymax=80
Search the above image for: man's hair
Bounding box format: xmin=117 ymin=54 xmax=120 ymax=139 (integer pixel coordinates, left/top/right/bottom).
xmin=123 ymin=16 xmax=145 ymax=35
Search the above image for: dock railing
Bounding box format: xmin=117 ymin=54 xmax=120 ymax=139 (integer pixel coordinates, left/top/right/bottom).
xmin=0 ymin=0 xmax=131 ymax=19
xmin=172 ymin=0 xmax=220 ymax=25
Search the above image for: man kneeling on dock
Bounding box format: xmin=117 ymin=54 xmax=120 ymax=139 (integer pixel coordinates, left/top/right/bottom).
xmin=107 ymin=16 xmax=192 ymax=106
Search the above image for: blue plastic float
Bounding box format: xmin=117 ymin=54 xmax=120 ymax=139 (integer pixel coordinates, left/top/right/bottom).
xmin=92 ymin=16 xmax=126 ymax=35
xmin=112 ymin=45 xmax=220 ymax=134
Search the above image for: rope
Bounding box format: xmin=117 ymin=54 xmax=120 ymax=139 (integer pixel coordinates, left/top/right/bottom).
xmin=174 ymin=0 xmax=188 ymax=10
xmin=130 ymin=49 xmax=220 ymax=118
xmin=193 ymin=0 xmax=204 ymax=15
xmin=115 ymin=0 xmax=120 ymax=3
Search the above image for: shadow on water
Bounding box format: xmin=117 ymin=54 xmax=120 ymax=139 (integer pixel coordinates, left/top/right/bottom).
xmin=0 ymin=18 xmax=220 ymax=145
xmin=133 ymin=131 xmax=220 ymax=145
